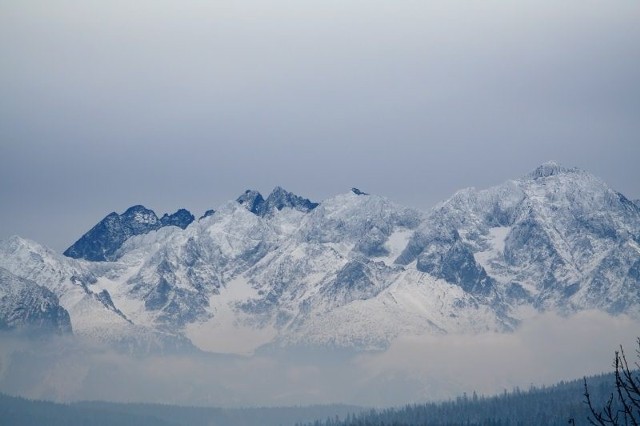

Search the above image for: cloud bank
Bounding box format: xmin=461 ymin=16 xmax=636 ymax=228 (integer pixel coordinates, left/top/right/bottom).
xmin=0 ymin=311 xmax=637 ymax=407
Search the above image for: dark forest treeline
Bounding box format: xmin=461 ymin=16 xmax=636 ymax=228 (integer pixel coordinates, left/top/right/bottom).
xmin=0 ymin=393 xmax=361 ymax=426
xmin=0 ymin=373 xmax=620 ymax=426
xmin=301 ymin=374 xmax=617 ymax=426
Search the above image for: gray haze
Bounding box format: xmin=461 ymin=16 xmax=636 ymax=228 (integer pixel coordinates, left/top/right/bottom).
xmin=0 ymin=311 xmax=638 ymax=406
xmin=1 ymin=0 xmax=639 ymax=251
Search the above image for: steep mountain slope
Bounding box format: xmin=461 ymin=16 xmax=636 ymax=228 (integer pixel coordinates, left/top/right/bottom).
xmin=229 ymin=189 xmax=510 ymax=349
xmin=0 ymin=163 xmax=638 ymax=353
xmin=0 ymin=237 xmax=190 ymax=351
xmin=0 ymin=267 xmax=71 ymax=334
xmin=398 ymin=162 xmax=640 ymax=317
xmin=63 ymin=205 xmax=195 ymax=261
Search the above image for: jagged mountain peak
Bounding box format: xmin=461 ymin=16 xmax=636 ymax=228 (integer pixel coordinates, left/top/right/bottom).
xmin=399 ymin=163 xmax=640 ymax=312
xmin=2 ymin=164 xmax=638 ymax=354
xmin=269 ymin=185 xmax=288 ymax=195
xmin=435 ymin=162 xmax=628 ymax=223
xmin=120 ymin=205 xmax=160 ymax=235
xmin=517 ymin=165 xmax=638 ymax=221
xmin=63 ymin=205 xmax=195 ymax=262
xmin=236 ymin=187 xmax=319 ymax=217
xmin=262 ymin=186 xmax=319 ymax=215
xmin=160 ymin=209 xmax=195 ymax=229
xmin=523 ymin=161 xmax=581 ymax=180
xmin=122 ymin=204 xmax=156 ymax=217
xmin=236 ymin=190 xmax=265 ymax=215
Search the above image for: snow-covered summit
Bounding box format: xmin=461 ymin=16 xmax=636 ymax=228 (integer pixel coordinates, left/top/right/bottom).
xmin=403 ymin=162 xmax=640 ymax=314
xmin=523 ymin=161 xmax=580 ymax=180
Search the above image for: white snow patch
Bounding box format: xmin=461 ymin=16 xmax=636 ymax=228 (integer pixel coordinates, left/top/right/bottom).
xmin=628 ymin=238 xmax=640 ymax=255
xmin=374 ymin=228 xmax=413 ymax=265
xmin=92 ymin=273 xmax=153 ymax=326
xmin=185 ymin=276 xmax=277 ymax=355
xmin=283 ymin=270 xmax=504 ymax=350
xmin=475 ymin=226 xmax=511 ymax=269
xmin=134 ymin=211 xmax=157 ymax=224
xmin=61 ymin=290 xmax=131 ymax=337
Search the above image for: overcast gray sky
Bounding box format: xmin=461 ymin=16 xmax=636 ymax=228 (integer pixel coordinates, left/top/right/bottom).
xmin=1 ymin=0 xmax=639 ymax=251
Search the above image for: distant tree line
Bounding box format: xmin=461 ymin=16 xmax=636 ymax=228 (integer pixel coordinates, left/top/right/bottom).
xmin=300 ymin=375 xmax=617 ymax=426
xmin=302 ymin=338 xmax=640 ymax=426
xmin=0 ymin=393 xmax=361 ymax=426
xmin=2 ymin=339 xmax=637 ymax=426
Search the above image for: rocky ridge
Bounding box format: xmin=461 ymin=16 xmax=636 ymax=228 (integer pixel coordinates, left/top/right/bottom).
xmin=0 ymin=162 xmax=637 ymax=353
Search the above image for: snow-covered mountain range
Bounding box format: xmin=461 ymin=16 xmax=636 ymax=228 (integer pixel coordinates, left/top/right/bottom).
xmin=1 ymin=162 xmax=638 ymax=353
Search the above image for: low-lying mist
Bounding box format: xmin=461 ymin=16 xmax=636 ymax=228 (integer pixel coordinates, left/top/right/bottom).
xmin=0 ymin=311 xmax=637 ymax=408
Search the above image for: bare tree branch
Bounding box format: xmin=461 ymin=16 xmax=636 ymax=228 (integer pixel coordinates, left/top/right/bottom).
xmin=584 ymin=339 xmax=640 ymax=426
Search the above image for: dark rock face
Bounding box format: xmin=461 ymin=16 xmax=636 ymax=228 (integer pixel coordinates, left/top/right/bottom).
xmin=160 ymin=209 xmax=195 ymax=229
xmin=417 ymin=240 xmax=495 ymax=296
xmin=351 ymin=188 xmax=369 ymax=196
xmin=64 ymin=205 xmax=194 ymax=261
xmin=120 ymin=205 xmax=160 ymax=234
xmin=237 ymin=187 xmax=318 ymax=217
xmin=63 ymin=212 xmax=127 ymax=261
xmin=236 ymin=190 xmax=266 ymax=215
xmin=0 ymin=268 xmax=72 ymax=335
xmin=262 ymin=187 xmax=319 ymax=215
xmin=200 ymin=209 xmax=215 ymax=220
